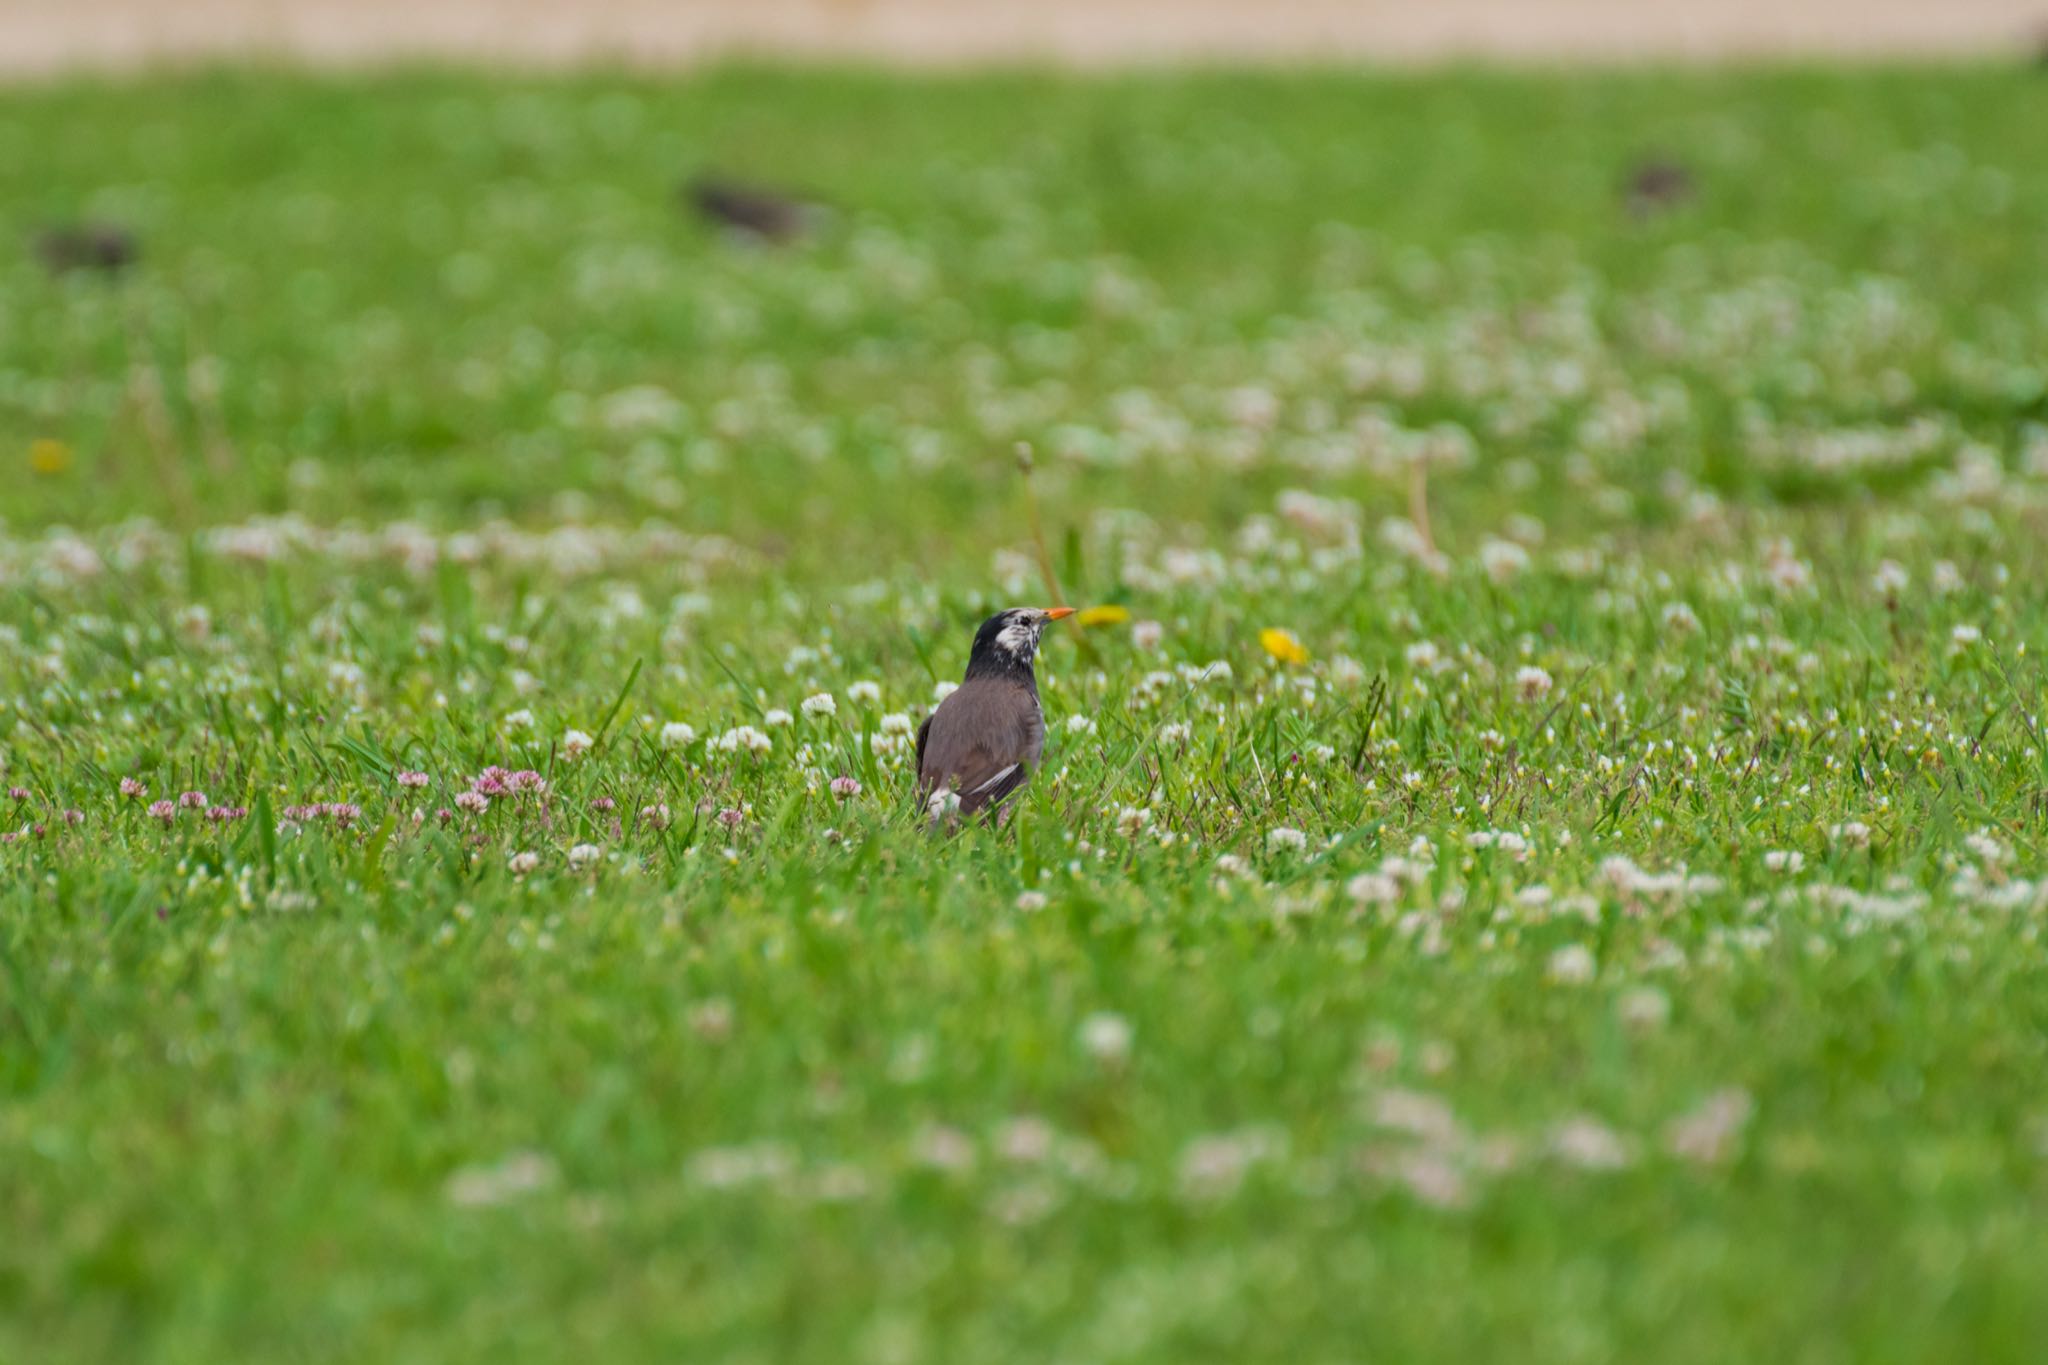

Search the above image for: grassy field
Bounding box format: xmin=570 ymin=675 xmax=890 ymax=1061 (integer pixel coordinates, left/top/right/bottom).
xmin=4 ymin=65 xmax=2048 ymax=1363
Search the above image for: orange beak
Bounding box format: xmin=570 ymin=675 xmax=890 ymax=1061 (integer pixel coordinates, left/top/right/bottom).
xmin=1042 ymin=606 xmax=1076 ymax=621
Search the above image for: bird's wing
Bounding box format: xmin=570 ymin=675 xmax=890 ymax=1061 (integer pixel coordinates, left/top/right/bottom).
xmin=958 ymin=760 xmax=1030 ymax=814
xmin=917 ymin=681 xmax=1038 ymax=814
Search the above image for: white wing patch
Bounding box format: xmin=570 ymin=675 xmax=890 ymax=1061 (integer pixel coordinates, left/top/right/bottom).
xmin=970 ymin=763 xmax=1019 ymax=795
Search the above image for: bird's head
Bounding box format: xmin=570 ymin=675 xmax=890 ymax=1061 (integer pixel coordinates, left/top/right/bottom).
xmin=967 ymin=606 xmax=1075 ymax=676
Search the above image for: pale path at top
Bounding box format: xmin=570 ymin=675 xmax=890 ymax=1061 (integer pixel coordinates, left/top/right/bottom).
xmin=0 ymin=0 xmax=2041 ymax=74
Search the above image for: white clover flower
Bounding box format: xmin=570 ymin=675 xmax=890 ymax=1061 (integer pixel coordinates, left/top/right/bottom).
xmin=1515 ymin=665 xmax=1554 ymax=702
xmin=2027 ymin=428 xmax=2048 ymax=479
xmin=715 ymin=725 xmax=772 ymax=755
xmin=1078 ymin=1012 xmax=1133 ymax=1063
xmin=763 ymin=708 xmax=793 ymax=728
xmin=1478 ymin=537 xmax=1531 ymax=584
xmin=1214 ymin=853 xmax=1253 ymax=880
xmin=1466 ymin=829 xmax=1531 ymax=861
xmin=561 ymin=729 xmax=594 ymax=759
xmin=1932 ymin=560 xmax=1963 ymax=594
xmin=1158 ymin=722 xmax=1191 ymax=745
xmin=1950 ymin=624 xmax=1981 ymax=649
xmin=1346 ymin=871 xmax=1402 ymax=905
xmin=503 ymin=708 xmax=535 ymax=731
xmin=1066 ymin=715 xmax=1097 ymax=735
xmin=879 ymin=712 xmax=916 ymax=737
xmin=1405 ymin=640 xmax=1442 ymax=671
xmin=566 ymin=843 xmax=601 ymax=870
xmin=1226 ymin=384 xmax=1280 ymax=428
xmin=508 ymin=851 xmax=540 ymax=876
xmin=912 ymin=1123 xmax=977 ymax=1172
xmin=1115 ymin=806 xmax=1153 ymax=837
xmin=444 ymin=1150 xmax=557 ymax=1208
xmin=1965 ymin=831 xmax=2010 ymax=866
xmin=928 ymin=789 xmax=962 ymax=820
xmin=1549 ymin=1117 xmax=1634 ymax=1171
xmin=932 ymin=681 xmax=958 ymax=702
xmin=1665 ymin=1088 xmax=1754 ymax=1165
xmin=1871 ymin=560 xmax=1909 ymax=597
xmin=1380 ymin=516 xmax=1446 ymax=572
xmin=1014 ymin=891 xmax=1048 ymax=913
xmin=1660 ymin=602 xmax=1701 ymax=636
xmin=1617 ymin=987 xmax=1670 ymax=1031
xmin=1763 ymin=850 xmax=1804 ymax=874
xmin=847 ymin=680 xmax=882 ymax=705
xmin=1547 ymin=944 xmax=1597 ymax=984
xmin=177 ymin=604 xmax=213 ymax=639
xmin=1131 ymin=620 xmax=1165 ymax=651
xmin=1765 ymin=547 xmax=1813 ymax=595
xmin=1266 ymin=827 xmax=1308 ymax=853
xmin=660 ymin=721 xmax=697 ymax=748
xmin=800 ymin=692 xmax=837 ymax=717
xmin=1829 ymin=820 xmax=1872 ymax=848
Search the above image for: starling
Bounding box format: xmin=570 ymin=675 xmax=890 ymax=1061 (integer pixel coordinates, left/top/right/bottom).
xmin=916 ymin=606 xmax=1076 ymax=826
xmin=1623 ymin=158 xmax=1695 ymax=219
xmin=35 ymin=222 xmax=139 ymax=275
xmin=684 ymin=175 xmax=820 ymax=244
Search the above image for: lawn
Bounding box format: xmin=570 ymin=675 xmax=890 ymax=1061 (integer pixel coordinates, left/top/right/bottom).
xmin=3 ymin=64 xmax=2048 ymax=1363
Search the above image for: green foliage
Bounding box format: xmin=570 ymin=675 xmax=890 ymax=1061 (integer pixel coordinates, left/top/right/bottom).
xmin=2 ymin=64 xmax=2048 ymax=1365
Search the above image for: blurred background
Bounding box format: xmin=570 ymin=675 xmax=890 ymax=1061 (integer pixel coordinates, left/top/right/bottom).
xmin=3 ymin=0 xmax=2043 ymax=71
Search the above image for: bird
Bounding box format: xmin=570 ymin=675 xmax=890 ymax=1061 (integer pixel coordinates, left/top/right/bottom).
xmin=1622 ymin=157 xmax=1695 ymax=220
xmin=34 ymin=222 xmax=139 ymax=276
xmin=916 ymin=606 xmax=1075 ymax=826
xmin=683 ymin=175 xmax=822 ymax=245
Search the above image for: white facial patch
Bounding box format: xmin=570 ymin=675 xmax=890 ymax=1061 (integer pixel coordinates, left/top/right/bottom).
xmin=993 ymin=617 xmax=1041 ymax=660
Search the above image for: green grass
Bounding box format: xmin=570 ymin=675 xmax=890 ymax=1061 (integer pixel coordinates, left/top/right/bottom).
xmin=4 ymin=64 xmax=2048 ymax=1363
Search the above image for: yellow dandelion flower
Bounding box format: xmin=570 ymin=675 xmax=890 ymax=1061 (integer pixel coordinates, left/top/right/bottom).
xmin=1260 ymin=627 xmax=1309 ymax=665
xmin=1076 ymin=604 xmax=1131 ymax=627
xmin=30 ymin=438 xmax=72 ymax=476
